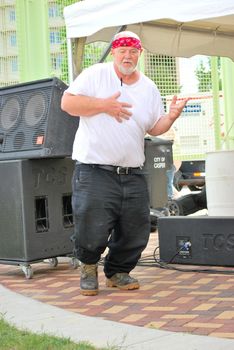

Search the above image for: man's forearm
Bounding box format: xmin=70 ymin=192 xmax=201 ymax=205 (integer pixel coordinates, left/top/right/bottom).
xmin=61 ymin=93 xmax=105 ymax=117
xmin=147 ymin=114 xmax=175 ymax=136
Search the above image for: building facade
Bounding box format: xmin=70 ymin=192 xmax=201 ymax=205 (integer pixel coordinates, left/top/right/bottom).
xmin=0 ymin=0 xmax=71 ymax=87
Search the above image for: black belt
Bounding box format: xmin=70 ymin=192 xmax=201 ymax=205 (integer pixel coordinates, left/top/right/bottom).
xmin=77 ymin=162 xmax=144 ymax=175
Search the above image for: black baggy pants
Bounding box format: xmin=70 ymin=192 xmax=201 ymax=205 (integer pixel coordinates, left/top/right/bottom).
xmin=71 ymin=163 xmax=151 ymax=278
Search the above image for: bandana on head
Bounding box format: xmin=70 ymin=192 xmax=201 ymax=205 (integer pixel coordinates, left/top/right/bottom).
xmin=111 ymin=37 xmax=142 ymax=50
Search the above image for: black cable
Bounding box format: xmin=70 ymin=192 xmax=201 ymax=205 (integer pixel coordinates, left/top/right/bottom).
xmin=98 ymin=246 xmax=234 ymax=274
xmin=151 ymin=246 xmax=234 ymax=275
xmin=167 ymin=241 xmax=192 ymax=264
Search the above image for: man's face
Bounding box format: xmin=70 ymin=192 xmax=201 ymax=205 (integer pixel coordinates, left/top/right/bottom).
xmin=112 ymin=46 xmax=142 ymax=75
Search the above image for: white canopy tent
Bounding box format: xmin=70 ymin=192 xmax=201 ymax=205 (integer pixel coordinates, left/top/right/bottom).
xmin=63 ymin=0 xmax=234 ymax=143
xmin=64 ymin=0 xmax=234 ymax=80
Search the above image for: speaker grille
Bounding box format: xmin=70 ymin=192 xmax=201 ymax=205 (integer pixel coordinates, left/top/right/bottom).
xmin=13 ymin=131 xmax=25 ymax=150
xmin=24 ymin=92 xmax=47 ymax=127
xmin=2 ymin=87 xmax=51 ymax=152
xmin=1 ymin=97 xmax=22 ymax=131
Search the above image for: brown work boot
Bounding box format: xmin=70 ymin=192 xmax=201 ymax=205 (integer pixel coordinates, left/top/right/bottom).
xmin=80 ymin=263 xmax=99 ymax=296
xmin=106 ymin=273 xmax=140 ymax=290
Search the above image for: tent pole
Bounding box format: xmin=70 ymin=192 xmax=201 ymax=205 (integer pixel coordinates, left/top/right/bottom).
xmin=98 ymin=25 xmax=127 ymax=63
xmin=67 ymin=39 xmax=74 ymax=83
xmin=211 ymin=57 xmax=221 ymax=151
xmin=220 ymin=58 xmax=234 ymax=149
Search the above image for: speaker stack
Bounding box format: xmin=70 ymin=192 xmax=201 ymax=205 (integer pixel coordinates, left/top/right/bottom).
xmin=0 ymin=78 xmax=79 ymax=275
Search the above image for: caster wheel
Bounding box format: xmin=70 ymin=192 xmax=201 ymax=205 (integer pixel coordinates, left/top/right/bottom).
xmin=21 ymin=264 xmax=33 ymax=279
xmin=48 ymin=257 xmax=58 ymax=267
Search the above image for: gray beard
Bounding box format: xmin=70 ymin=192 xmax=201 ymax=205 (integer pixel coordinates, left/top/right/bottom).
xmin=118 ymin=64 xmax=137 ymax=76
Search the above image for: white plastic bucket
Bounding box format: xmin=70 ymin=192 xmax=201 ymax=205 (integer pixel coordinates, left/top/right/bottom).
xmin=206 ymin=150 xmax=234 ymax=216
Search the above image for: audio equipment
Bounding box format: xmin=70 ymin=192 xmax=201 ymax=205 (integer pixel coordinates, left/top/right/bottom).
xmin=0 ymin=158 xmax=75 ymax=263
xmin=144 ymin=137 xmax=173 ymax=208
xmin=158 ymin=216 xmax=234 ymax=266
xmin=0 ymin=77 xmax=79 ymax=160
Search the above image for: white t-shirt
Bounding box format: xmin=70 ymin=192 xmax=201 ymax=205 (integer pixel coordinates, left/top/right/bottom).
xmin=66 ymin=62 xmax=164 ymax=167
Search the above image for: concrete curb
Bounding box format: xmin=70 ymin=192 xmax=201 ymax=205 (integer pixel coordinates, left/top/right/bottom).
xmin=1 ymin=285 xmax=234 ymax=350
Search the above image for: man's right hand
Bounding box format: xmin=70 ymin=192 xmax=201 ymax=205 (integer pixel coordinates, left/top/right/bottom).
xmin=104 ymin=92 xmax=132 ymax=123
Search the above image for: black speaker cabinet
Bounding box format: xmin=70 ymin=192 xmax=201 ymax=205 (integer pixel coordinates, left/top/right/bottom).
xmin=0 ymin=158 xmax=75 ymax=263
xmin=0 ymin=77 xmax=79 ymax=160
xmin=158 ymin=216 xmax=234 ymax=266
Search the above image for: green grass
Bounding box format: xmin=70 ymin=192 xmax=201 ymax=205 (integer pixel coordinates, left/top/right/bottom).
xmin=0 ymin=317 xmax=119 ymax=350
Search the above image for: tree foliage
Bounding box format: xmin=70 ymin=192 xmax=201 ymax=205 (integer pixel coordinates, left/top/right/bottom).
xmin=195 ymin=57 xmax=222 ymax=92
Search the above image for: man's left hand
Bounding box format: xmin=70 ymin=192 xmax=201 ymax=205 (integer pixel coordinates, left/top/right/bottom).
xmin=169 ymin=95 xmax=190 ymax=121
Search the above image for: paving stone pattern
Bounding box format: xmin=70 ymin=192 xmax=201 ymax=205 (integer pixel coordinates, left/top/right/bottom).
xmin=0 ymin=232 xmax=234 ymax=339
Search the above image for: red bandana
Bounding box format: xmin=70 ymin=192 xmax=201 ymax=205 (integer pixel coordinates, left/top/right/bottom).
xmin=112 ymin=37 xmax=142 ymax=50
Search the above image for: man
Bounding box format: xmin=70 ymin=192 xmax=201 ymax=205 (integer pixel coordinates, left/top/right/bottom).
xmin=61 ymin=31 xmax=189 ymax=296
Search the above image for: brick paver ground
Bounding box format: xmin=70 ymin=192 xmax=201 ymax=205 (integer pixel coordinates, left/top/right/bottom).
xmin=1 ymin=231 xmax=234 ymax=339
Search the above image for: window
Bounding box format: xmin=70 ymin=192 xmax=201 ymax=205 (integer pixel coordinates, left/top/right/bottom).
xmin=9 ymin=9 xmax=15 ymax=22
xmin=11 ymin=57 xmax=18 ymax=72
xmin=9 ymin=33 xmax=17 ymax=47
xmin=50 ymin=31 xmax=61 ymax=44
xmin=51 ymin=54 xmax=63 ymax=70
xmin=48 ymin=5 xmax=59 ymax=18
